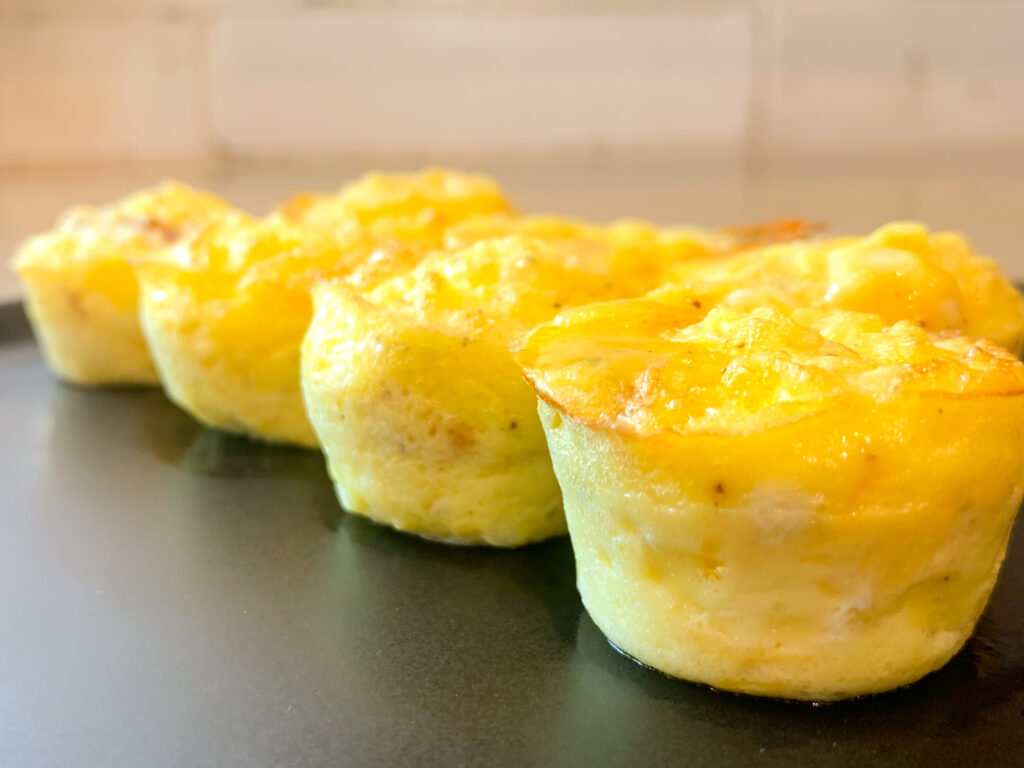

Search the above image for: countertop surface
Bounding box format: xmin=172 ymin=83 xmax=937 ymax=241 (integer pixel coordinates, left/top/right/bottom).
xmin=4 ymin=148 xmax=1024 ymax=301
xmin=2 ymin=304 xmax=1023 ymax=767
xmin=5 ymin=151 xmax=1024 ymax=764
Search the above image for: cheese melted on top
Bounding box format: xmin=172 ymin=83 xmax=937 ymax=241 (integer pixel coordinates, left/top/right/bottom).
xmin=444 ymin=214 xmax=818 ymax=297
xmin=14 ymin=181 xmax=239 ymax=272
xmin=519 ymin=302 xmax=1024 ymax=438
xmin=274 ymin=168 xmax=513 ymax=247
xmin=150 ymin=170 xmax=514 ymax=294
xmin=660 ymin=222 xmax=1024 ymax=351
xmin=359 ymin=236 xmax=625 ymax=346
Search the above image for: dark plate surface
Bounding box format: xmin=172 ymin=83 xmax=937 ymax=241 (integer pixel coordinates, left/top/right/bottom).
xmin=1 ymin=302 xmax=1023 ymax=768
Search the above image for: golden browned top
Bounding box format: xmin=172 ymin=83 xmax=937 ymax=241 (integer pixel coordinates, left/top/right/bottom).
xmin=14 ymin=181 xmax=240 ymax=274
xmin=143 ymin=169 xmax=514 ymax=294
xmin=274 ymin=168 xmax=513 ymax=247
xmin=142 ymin=170 xmax=518 ymax=297
xmin=445 ymin=214 xmax=828 ymax=297
xmin=308 ymin=212 xmax=819 ymax=349
xmin=354 ymin=235 xmax=625 ymax=345
xmin=518 ymin=299 xmax=1024 ymax=438
xmin=137 ymin=216 xmax=422 ymax=303
xmin=662 ymin=222 xmax=1024 ymax=351
xmin=445 ymin=214 xmax=734 ymax=297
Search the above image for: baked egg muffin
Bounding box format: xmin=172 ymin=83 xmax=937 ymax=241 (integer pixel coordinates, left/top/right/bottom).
xmin=301 ymin=235 xmax=633 ymax=546
xmin=13 ymin=181 xmax=239 ymax=384
xmin=137 ymin=169 xmax=512 ymax=447
xmin=518 ymin=300 xmax=1024 ymax=700
xmin=663 ymin=221 xmax=1024 ymax=352
xmin=301 ymin=213 xmax=822 ymax=545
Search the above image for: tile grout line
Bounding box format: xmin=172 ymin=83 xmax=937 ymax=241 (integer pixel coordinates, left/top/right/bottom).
xmin=195 ymin=7 xmax=220 ymax=169
xmin=743 ymin=0 xmax=776 ymax=186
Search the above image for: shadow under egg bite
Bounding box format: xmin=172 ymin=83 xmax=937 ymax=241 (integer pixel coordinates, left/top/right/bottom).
xmin=12 ymin=181 xmax=241 ymax=385
xmin=518 ymin=302 xmax=1024 ymax=701
xmin=301 ymin=236 xmax=636 ymax=547
xmin=662 ymin=221 xmax=1024 ymax=353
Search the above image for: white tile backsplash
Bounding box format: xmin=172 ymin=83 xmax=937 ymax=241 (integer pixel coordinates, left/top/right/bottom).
xmin=0 ymin=15 xmax=208 ymax=165
xmin=765 ymin=2 xmax=1024 ymax=151
xmin=916 ymin=3 xmax=1024 ymax=143
xmin=2 ymin=1 xmax=1024 ymax=167
xmin=209 ymin=8 xmax=753 ymax=157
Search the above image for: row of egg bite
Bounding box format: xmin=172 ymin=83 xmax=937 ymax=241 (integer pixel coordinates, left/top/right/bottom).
xmin=14 ymin=169 xmax=1024 ymax=701
xmin=14 ymin=170 xmax=816 ymax=542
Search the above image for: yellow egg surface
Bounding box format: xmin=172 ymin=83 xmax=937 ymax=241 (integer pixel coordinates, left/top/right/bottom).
xmin=445 ymin=214 xmax=822 ymax=297
xmin=663 ymin=221 xmax=1024 ymax=352
xmin=13 ymin=181 xmax=239 ymax=384
xmin=139 ymin=169 xmax=512 ymax=447
xmin=138 ymin=219 xmax=421 ymax=447
xmin=275 ymin=167 xmax=513 ymax=247
xmin=518 ymin=301 xmax=1024 ymax=699
xmin=302 ymin=235 xmax=632 ymax=546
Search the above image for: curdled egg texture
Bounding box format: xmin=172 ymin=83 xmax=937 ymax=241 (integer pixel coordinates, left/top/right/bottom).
xmin=275 ymin=167 xmax=513 ymax=244
xmin=444 ymin=213 xmax=816 ymax=297
xmin=661 ymin=221 xmax=1024 ymax=352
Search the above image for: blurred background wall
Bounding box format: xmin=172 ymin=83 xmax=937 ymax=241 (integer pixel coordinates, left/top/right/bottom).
xmin=2 ymin=0 xmax=1024 ymax=294
xmin=4 ymin=0 xmax=1024 ymax=166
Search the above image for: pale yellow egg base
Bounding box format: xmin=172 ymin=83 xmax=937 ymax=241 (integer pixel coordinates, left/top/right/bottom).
xmin=302 ymin=289 xmax=565 ymax=547
xmin=19 ymin=269 xmax=158 ymax=385
xmin=539 ymin=398 xmax=1023 ymax=700
xmin=139 ymin=279 xmax=319 ymax=448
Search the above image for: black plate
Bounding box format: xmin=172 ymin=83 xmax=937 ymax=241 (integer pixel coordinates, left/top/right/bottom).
xmin=2 ymin=302 xmax=1022 ymax=768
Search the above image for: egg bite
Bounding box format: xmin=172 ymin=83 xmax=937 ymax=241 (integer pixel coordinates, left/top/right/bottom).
xmin=137 ymin=169 xmax=512 ymax=447
xmin=518 ymin=301 xmax=1024 ymax=700
xmin=12 ymin=181 xmax=240 ymax=384
xmin=301 ymin=216 xmax=821 ymax=546
xmin=301 ymin=235 xmax=637 ymax=546
xmin=663 ymin=221 xmax=1024 ymax=352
